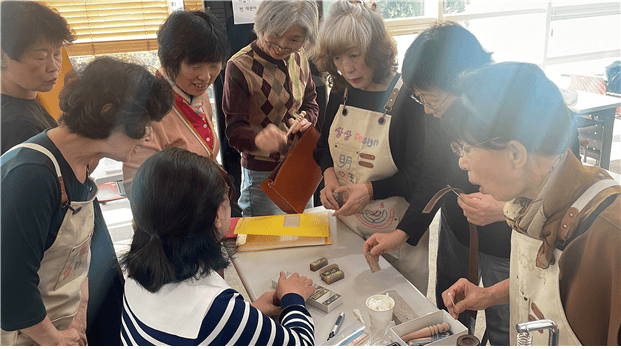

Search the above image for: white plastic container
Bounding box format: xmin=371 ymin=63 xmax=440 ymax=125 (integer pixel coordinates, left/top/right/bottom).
xmin=388 ymin=310 xmax=468 ymax=346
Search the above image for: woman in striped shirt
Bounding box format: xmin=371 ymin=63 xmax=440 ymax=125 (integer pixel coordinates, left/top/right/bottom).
xmin=120 ymin=147 xmax=316 ymax=345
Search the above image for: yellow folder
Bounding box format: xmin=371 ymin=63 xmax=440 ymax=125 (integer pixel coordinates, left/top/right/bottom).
xmin=235 ymin=212 xmax=332 ymax=252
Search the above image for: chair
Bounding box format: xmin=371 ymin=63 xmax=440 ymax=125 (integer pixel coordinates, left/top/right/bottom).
xmin=569 ymin=74 xmax=607 ymax=165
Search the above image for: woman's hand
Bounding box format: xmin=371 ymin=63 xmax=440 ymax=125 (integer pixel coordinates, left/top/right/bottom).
xmin=332 ymin=183 xmax=370 ymax=217
xmin=252 ymin=291 xmax=281 ymax=317
xmin=255 ymin=124 xmax=287 ymax=154
xmin=275 ymin=271 xmax=315 ymax=301
xmin=457 ymin=192 xmax=506 ymax=226
xmin=441 ymin=278 xmax=509 ymax=319
xmin=363 ymin=229 xmax=409 ymax=256
xmin=320 ymin=168 xmax=341 ymax=210
xmin=287 ymin=111 xmax=311 ymax=134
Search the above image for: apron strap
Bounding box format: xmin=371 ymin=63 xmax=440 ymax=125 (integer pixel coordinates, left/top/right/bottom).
xmin=7 ymin=143 xmax=70 ymax=206
xmin=556 ymin=178 xmax=619 ymax=249
xmin=384 ymin=77 xmax=403 ymax=112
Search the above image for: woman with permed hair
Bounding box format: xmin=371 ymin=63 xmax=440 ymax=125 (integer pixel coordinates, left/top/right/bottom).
xmin=120 ymin=147 xmax=316 ymax=345
xmin=223 ymin=0 xmax=320 ymax=217
xmin=122 ymin=10 xmax=231 ymax=200
xmin=312 ymin=0 xmax=429 ymax=293
xmin=1 ymin=57 xmax=173 ymax=346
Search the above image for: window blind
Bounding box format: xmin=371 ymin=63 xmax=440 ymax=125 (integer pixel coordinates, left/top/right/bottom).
xmin=44 ymin=1 xmax=171 ymax=56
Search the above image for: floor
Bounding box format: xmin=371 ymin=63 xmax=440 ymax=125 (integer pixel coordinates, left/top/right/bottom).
xmin=102 ymin=117 xmax=621 ymax=344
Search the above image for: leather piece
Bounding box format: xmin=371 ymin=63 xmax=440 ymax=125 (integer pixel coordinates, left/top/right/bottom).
xmin=423 ymin=185 xmax=479 ymax=322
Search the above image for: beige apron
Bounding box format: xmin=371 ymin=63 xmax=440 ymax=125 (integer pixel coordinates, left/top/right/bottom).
xmin=1 ymin=143 xmax=97 ymax=346
xmin=328 ymin=78 xmax=429 ymax=292
xmin=509 ymin=178 xmax=618 ymax=346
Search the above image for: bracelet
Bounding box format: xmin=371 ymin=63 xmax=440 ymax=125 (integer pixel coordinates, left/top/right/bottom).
xmin=365 ymin=182 xmax=374 ymax=200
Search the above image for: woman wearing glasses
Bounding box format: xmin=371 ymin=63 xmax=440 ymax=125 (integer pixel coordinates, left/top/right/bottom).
xmin=441 ymin=62 xmax=619 ymax=346
xmin=313 ymin=0 xmax=429 ymax=292
xmin=364 ymin=22 xmax=509 ymax=345
xmin=223 ymin=0 xmax=319 ymax=217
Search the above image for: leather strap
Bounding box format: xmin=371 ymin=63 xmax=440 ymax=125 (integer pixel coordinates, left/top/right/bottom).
xmin=424 ymin=185 xmax=478 ymax=321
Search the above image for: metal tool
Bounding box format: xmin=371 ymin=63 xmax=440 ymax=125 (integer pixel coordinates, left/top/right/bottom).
xmin=516 ymin=319 xmax=559 ymax=346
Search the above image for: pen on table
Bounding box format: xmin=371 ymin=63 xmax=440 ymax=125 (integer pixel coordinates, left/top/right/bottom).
xmin=285 ymin=114 xmax=304 ymax=137
xmin=327 ymin=311 xmax=345 ymax=341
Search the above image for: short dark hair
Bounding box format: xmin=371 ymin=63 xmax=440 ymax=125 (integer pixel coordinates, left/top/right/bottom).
xmin=122 ymin=147 xmax=232 ymax=293
xmin=58 ymin=57 xmax=173 ymax=140
xmin=1 ymin=1 xmax=74 ymax=61
xmin=314 ymin=0 xmax=397 ymax=92
xmin=402 ymin=22 xmax=493 ymax=93
xmin=157 ymin=10 xmax=230 ymax=80
xmin=442 ymin=62 xmax=573 ymax=156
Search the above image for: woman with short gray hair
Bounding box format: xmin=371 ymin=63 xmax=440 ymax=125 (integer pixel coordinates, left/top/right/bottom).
xmin=223 ymin=0 xmax=320 ymax=217
xmin=253 ymin=0 xmax=318 ymax=57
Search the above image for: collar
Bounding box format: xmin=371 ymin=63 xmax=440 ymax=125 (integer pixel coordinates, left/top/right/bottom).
xmin=156 ymin=68 xmax=203 ymax=108
xmin=504 ymin=149 xmax=608 ymax=268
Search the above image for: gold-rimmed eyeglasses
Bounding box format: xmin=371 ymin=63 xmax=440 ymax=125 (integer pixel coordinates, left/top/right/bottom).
xmin=264 ymin=40 xmax=300 ymax=54
xmin=450 ymin=137 xmax=503 ymax=157
xmin=410 ymin=92 xmax=450 ymax=112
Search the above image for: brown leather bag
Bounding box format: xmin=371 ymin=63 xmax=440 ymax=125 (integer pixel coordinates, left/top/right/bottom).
xmin=259 ymin=126 xmax=322 ymax=214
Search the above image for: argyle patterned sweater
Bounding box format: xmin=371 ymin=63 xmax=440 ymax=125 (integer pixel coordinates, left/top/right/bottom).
xmin=223 ymin=40 xmax=318 ymax=172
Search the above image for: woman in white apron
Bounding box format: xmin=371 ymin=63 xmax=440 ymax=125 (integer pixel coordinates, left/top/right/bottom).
xmin=313 ymin=0 xmax=429 ymax=292
xmin=439 ymin=62 xmax=620 ymax=346
xmin=0 ymin=58 xmax=173 ymax=345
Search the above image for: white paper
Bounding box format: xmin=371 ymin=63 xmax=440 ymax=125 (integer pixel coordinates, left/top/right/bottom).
xmin=232 ymin=0 xmax=264 ymax=25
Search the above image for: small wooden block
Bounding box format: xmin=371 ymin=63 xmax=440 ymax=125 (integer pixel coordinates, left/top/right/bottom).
xmin=310 ymin=257 xmax=328 ymax=271
xmin=321 ymin=269 xmax=344 ymax=284
xmin=364 ymin=252 xmax=381 ymax=273
xmin=319 ymin=263 xmax=340 ymax=277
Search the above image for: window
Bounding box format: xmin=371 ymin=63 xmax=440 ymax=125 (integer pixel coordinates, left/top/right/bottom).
xmin=44 ymin=0 xmax=205 ymax=56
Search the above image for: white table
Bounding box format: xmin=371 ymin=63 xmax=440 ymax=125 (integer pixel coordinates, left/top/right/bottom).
xmin=568 ymin=90 xmax=621 ymax=170
xmin=230 ymin=207 xmax=439 ymax=344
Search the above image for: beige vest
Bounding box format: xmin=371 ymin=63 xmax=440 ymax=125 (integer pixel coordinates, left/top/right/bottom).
xmin=1 ymin=143 xmax=97 ymax=346
xmin=328 ymin=78 xmax=429 ymax=292
xmin=509 ymin=178 xmax=618 ymax=346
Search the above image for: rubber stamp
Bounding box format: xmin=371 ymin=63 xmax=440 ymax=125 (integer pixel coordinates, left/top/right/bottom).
xmin=310 ymin=257 xmax=328 ymax=271
xmin=364 ymin=252 xmax=380 ymax=273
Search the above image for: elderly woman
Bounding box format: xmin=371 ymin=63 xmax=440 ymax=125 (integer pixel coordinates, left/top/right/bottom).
xmin=121 ymin=147 xmax=316 ymax=345
xmin=363 ymin=22 xmax=508 ymax=344
xmin=223 ymin=0 xmax=319 ymax=217
xmin=313 ymin=0 xmax=428 ymax=292
xmin=1 ymin=57 xmax=172 ymax=346
xmin=440 ymin=62 xmax=620 ymax=346
xmin=123 ymin=10 xmax=230 ymax=199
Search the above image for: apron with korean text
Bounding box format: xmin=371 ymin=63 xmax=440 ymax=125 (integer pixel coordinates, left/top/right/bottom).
xmin=509 ymin=178 xmax=618 ymax=346
xmin=328 ymin=78 xmax=429 ymax=292
xmin=1 ymin=143 xmax=97 ymax=346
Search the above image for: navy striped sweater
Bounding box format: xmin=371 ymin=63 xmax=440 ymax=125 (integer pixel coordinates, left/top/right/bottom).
xmin=121 ymin=273 xmax=314 ymax=346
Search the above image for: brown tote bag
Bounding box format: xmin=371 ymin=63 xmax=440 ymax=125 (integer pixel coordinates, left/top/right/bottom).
xmin=259 ymin=126 xmax=322 ymax=214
